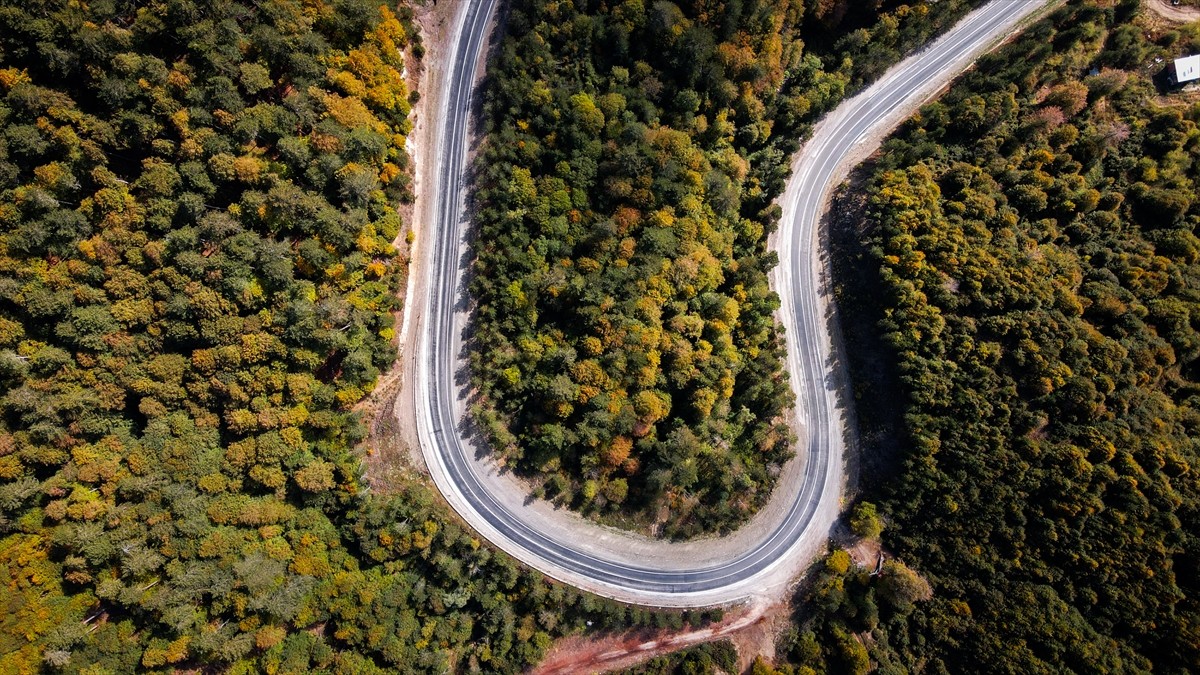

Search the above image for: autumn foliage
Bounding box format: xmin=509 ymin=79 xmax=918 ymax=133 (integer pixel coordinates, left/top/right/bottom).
xmin=785 ymin=2 xmax=1200 ymax=672
xmin=469 ymin=0 xmax=987 ymax=538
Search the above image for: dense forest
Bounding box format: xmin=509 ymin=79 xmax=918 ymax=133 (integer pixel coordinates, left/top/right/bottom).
xmin=0 ymin=1 xmax=719 ymax=671
xmin=779 ymin=1 xmax=1200 ymax=672
xmin=17 ymin=0 xmax=1200 ymax=672
xmin=471 ymin=0 xmax=990 ymax=537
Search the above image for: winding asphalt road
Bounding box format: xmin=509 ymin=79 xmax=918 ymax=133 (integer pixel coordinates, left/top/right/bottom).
xmin=414 ymin=0 xmax=1050 ymax=606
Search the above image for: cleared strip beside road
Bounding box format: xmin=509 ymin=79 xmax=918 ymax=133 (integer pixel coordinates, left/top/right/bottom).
xmin=412 ymin=0 xmax=1051 ymax=607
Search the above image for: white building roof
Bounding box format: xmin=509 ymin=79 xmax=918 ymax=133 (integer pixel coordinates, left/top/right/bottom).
xmin=1176 ymin=54 xmax=1200 ymax=84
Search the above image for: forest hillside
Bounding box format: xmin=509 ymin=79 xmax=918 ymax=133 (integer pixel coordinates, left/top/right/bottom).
xmin=0 ymin=1 xmax=717 ymax=672
xmin=776 ymin=2 xmax=1200 ymax=672
xmin=10 ymin=0 xmax=1188 ymax=672
xmin=470 ymin=0 xmax=990 ymax=538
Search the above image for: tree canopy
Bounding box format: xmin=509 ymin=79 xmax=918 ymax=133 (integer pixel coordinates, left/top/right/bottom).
xmin=0 ymin=1 xmax=706 ymax=671
xmin=471 ymin=0 xmax=992 ymax=538
xmin=783 ymin=1 xmax=1200 ymax=672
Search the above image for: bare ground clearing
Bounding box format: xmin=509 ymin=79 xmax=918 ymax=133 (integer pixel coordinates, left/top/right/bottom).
xmin=364 ymin=0 xmax=463 ymax=491
xmin=531 ymin=597 xmax=793 ymax=675
xmin=1145 ymin=0 xmax=1200 ymax=23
